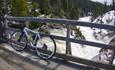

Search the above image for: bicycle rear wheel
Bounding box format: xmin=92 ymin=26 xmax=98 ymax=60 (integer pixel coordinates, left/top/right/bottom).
xmin=35 ymin=35 xmax=56 ymax=60
xmin=10 ymin=32 xmax=27 ymax=51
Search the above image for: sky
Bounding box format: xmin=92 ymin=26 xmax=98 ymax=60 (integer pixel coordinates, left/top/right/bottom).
xmin=91 ymin=0 xmax=113 ymax=5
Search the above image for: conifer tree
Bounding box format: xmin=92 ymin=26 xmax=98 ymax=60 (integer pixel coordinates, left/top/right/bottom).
xmin=10 ymin=0 xmax=29 ymax=28
xmin=113 ymin=0 xmax=115 ymax=10
xmin=11 ymin=0 xmax=29 ymax=16
xmin=0 ymin=0 xmax=3 ymax=15
xmin=30 ymin=2 xmax=40 ymax=17
xmin=37 ymin=0 xmax=50 ymax=15
xmin=29 ymin=2 xmax=42 ymax=29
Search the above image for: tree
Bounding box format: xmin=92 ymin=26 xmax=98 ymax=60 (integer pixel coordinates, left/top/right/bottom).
xmin=11 ymin=0 xmax=29 ymax=16
xmin=0 ymin=0 xmax=3 ymax=15
xmin=68 ymin=2 xmax=80 ymax=20
xmin=10 ymin=0 xmax=29 ymax=28
xmin=92 ymin=4 xmax=103 ymax=20
xmin=0 ymin=0 xmax=4 ymax=41
xmin=49 ymin=0 xmax=65 ymax=18
xmin=113 ymin=0 xmax=115 ymax=10
xmin=103 ymin=1 xmax=108 ymax=13
xmin=29 ymin=2 xmax=42 ymax=29
xmin=30 ymin=2 xmax=40 ymax=17
xmin=37 ymin=0 xmax=51 ymax=15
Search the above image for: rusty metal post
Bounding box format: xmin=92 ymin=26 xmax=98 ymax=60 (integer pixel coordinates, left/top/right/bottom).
xmin=66 ymin=24 xmax=71 ymax=55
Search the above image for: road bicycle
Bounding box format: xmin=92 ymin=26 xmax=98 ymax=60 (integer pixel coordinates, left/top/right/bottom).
xmin=10 ymin=26 xmax=56 ymax=60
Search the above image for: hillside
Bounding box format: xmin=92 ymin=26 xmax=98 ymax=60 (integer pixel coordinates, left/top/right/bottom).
xmin=92 ymin=10 xmax=115 ymax=41
xmin=31 ymin=0 xmax=112 ymax=17
xmin=93 ymin=10 xmax=115 ymax=25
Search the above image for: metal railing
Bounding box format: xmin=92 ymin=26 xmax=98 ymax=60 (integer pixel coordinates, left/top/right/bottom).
xmin=1 ymin=16 xmax=115 ymax=69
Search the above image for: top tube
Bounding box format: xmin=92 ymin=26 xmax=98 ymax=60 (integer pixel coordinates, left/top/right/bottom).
xmin=24 ymin=27 xmax=39 ymax=34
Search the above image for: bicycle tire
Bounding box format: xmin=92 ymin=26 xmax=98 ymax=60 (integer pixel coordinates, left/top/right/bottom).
xmin=4 ymin=30 xmax=14 ymax=44
xmin=10 ymin=31 xmax=27 ymax=51
xmin=35 ymin=35 xmax=56 ymax=60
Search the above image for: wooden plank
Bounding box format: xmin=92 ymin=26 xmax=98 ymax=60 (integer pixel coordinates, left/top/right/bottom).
xmin=1 ymin=38 xmax=115 ymax=69
xmin=0 ymin=45 xmax=102 ymax=70
xmin=42 ymin=34 xmax=115 ymax=51
xmin=23 ymin=45 xmax=115 ymax=70
xmin=54 ymin=53 xmax=115 ymax=70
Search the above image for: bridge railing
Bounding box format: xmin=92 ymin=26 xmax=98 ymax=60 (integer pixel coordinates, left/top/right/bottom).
xmin=5 ymin=17 xmax=115 ymax=49
xmin=1 ymin=16 xmax=115 ymax=69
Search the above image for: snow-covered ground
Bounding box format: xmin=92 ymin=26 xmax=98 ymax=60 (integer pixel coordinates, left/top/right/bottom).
xmin=50 ymin=16 xmax=101 ymax=59
xmin=50 ymin=10 xmax=115 ymax=64
xmin=93 ymin=10 xmax=115 ymax=25
xmin=79 ymin=16 xmax=92 ymax=22
xmin=92 ymin=10 xmax=115 ymax=43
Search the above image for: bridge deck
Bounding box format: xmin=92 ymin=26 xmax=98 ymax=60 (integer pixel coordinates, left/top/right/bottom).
xmin=0 ymin=44 xmax=100 ymax=70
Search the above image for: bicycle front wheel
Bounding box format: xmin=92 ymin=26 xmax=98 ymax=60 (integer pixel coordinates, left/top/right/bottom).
xmin=10 ymin=32 xmax=27 ymax=51
xmin=35 ymin=35 xmax=56 ymax=60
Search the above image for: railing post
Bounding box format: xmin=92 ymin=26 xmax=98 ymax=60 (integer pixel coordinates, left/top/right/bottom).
xmin=66 ymin=24 xmax=71 ymax=55
xmin=108 ymin=36 xmax=115 ymax=64
xmin=0 ymin=15 xmax=5 ymax=43
xmin=109 ymin=51 xmax=115 ymax=64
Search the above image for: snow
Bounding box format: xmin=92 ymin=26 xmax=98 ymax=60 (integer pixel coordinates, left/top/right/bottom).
xmin=72 ymin=16 xmax=102 ymax=59
xmin=78 ymin=16 xmax=92 ymax=22
xmin=92 ymin=10 xmax=115 ymax=42
xmin=93 ymin=10 xmax=115 ymax=25
xmin=76 ymin=11 xmax=115 ymax=63
xmin=91 ymin=0 xmax=112 ymax=5
xmin=49 ymin=16 xmax=100 ymax=59
xmin=50 ymin=11 xmax=115 ymax=64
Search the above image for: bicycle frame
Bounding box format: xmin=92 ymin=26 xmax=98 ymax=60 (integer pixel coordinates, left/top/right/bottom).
xmin=22 ymin=27 xmax=41 ymax=48
xmin=10 ymin=26 xmax=56 ymax=60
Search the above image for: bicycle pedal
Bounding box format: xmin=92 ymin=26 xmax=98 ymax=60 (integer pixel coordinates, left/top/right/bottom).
xmin=42 ymin=44 xmax=47 ymax=50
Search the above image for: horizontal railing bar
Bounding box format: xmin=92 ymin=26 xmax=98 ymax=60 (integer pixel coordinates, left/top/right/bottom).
xmin=45 ymin=34 xmax=115 ymax=50
xmin=54 ymin=53 xmax=115 ymax=70
xmin=5 ymin=27 xmax=21 ymax=32
xmin=5 ymin=17 xmax=115 ymax=31
xmin=6 ymin=28 xmax=115 ymax=51
xmin=25 ymin=45 xmax=115 ymax=70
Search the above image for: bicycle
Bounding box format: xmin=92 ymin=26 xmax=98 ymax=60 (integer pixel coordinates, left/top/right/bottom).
xmin=10 ymin=26 xmax=56 ymax=60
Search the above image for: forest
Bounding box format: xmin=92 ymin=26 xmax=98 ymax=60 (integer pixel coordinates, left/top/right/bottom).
xmin=0 ymin=0 xmax=113 ymax=19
